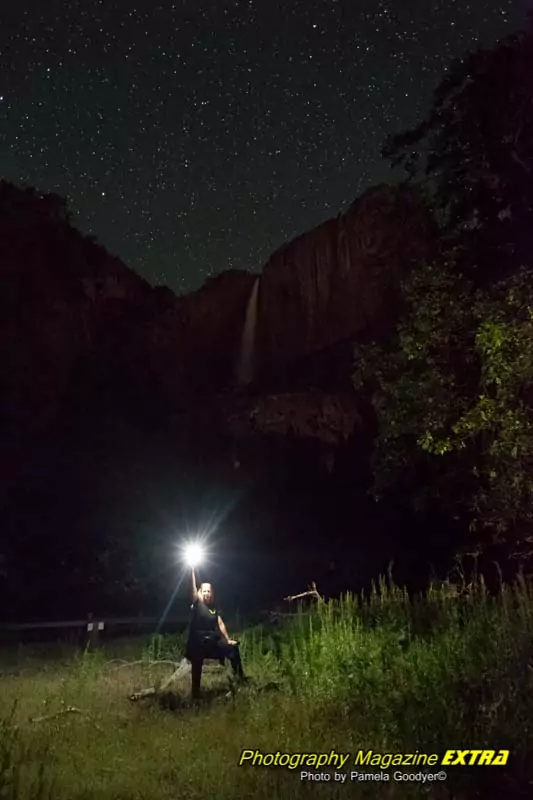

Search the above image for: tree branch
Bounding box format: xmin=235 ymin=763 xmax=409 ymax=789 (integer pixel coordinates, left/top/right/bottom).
xmin=283 ymin=582 xmax=324 ymax=602
xmin=511 ymin=149 xmax=531 ymax=174
xmin=30 ymin=706 xmax=104 ymax=732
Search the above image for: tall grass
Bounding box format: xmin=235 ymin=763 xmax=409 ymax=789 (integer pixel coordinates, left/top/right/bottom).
xmin=1 ymin=574 xmax=532 ymax=799
xmin=0 ymin=703 xmax=56 ymax=800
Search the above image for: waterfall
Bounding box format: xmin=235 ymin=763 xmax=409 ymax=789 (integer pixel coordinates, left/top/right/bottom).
xmin=236 ymin=276 xmax=260 ymax=385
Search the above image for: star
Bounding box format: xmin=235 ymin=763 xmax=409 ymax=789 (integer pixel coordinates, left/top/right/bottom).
xmin=0 ymin=0 xmax=525 ymax=292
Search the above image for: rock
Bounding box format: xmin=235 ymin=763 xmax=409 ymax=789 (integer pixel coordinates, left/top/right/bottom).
xmin=256 ymin=183 xmax=435 ymax=377
xmin=226 ymin=390 xmax=361 ymax=446
xmin=0 ymin=180 xmax=433 ymax=437
xmin=0 ymin=178 xmax=438 ymax=617
xmin=0 ymin=181 xmax=151 ymax=435
xmin=169 ymin=270 xmax=257 ymax=397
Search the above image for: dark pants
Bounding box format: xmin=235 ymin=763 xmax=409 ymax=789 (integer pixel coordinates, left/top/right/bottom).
xmin=187 ymin=636 xmax=245 ymax=697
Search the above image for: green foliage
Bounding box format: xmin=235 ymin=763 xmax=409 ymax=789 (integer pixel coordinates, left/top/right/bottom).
xmin=73 ymin=645 xmax=107 ymax=685
xmin=365 ymin=14 xmax=533 ymax=563
xmin=354 ymin=256 xmax=533 ymax=557
xmin=248 ymin=578 xmax=533 ymax=797
xmin=0 ymin=703 xmax=55 ymax=800
xmin=141 ymin=632 xmax=184 ymax=663
xmin=1 ymin=579 xmax=533 ymax=799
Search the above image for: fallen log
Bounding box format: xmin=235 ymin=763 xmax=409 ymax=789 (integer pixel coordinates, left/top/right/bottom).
xmin=128 ymin=658 xmax=226 ymax=701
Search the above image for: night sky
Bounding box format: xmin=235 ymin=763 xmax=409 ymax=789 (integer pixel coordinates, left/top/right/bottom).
xmin=0 ymin=1 xmax=528 ymax=294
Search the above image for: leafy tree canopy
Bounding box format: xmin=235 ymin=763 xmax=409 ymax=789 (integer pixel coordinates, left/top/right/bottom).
xmin=356 ymin=17 xmax=533 ymax=566
xmin=354 ymin=253 xmax=533 ymax=563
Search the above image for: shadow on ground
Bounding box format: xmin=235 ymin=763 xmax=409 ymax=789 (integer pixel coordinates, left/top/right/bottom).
xmin=130 ymin=677 xmax=281 ymax=713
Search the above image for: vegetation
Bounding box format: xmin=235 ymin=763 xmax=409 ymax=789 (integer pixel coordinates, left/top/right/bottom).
xmin=353 ymin=257 xmax=533 ymax=563
xmin=353 ymin=16 xmax=533 ymax=569
xmin=2 ymin=14 xmax=533 ymax=800
xmin=0 ymin=576 xmax=531 ymax=799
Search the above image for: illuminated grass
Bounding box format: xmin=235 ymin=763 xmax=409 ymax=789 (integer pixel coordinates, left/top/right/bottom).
xmin=0 ymin=575 xmax=532 ymax=799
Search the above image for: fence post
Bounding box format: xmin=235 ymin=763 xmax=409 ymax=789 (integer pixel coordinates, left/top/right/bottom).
xmin=86 ymin=614 xmax=104 ymax=649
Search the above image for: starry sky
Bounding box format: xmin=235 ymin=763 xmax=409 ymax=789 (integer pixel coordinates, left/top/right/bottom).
xmin=0 ymin=1 xmax=529 ymax=294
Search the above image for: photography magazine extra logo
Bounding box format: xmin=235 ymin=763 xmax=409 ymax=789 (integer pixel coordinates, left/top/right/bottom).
xmin=238 ymin=748 xmax=510 ymax=783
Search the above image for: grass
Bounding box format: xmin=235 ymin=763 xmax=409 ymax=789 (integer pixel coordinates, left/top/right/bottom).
xmin=0 ymin=573 xmax=532 ymax=799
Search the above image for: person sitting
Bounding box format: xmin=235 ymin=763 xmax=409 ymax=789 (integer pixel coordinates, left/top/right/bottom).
xmin=185 ymin=568 xmax=247 ymax=698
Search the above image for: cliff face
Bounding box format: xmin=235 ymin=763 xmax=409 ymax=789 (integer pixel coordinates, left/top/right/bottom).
xmin=1 ymin=180 xmax=434 ymax=441
xmin=0 ymin=184 xmax=150 ymax=436
xmin=0 ymin=179 xmax=439 ymax=618
xmin=70 ymin=269 xmax=257 ymax=426
xmin=172 ymin=270 xmax=257 ymax=396
xmin=255 ymin=184 xmax=435 ymax=378
xmin=0 ymin=182 xmax=259 ymax=433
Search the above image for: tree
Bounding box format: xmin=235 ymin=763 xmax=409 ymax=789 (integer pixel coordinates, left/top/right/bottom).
xmin=355 ymin=13 xmax=533 ymax=568
xmin=382 ymin=17 xmax=533 ymax=286
xmin=353 ymin=255 xmax=533 ymax=564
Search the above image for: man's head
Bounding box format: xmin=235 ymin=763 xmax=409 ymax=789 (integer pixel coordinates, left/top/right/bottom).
xmin=199 ymin=582 xmax=214 ymax=604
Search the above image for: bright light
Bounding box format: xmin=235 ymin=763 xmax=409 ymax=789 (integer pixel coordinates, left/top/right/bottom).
xmin=182 ymin=542 xmax=205 ymax=568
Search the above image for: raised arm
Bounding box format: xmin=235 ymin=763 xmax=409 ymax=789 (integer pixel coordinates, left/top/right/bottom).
xmin=191 ymin=568 xmax=199 ymax=602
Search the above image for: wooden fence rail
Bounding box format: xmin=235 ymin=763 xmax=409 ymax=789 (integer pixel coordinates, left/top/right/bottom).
xmin=0 ymin=616 xmax=188 ymax=632
xmin=0 ymin=616 xmax=190 ymax=647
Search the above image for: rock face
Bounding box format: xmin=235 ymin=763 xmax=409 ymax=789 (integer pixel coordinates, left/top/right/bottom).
xmin=255 ymin=183 xmax=435 ymax=379
xmin=0 ymin=183 xmax=150 ymax=435
xmin=0 ymin=181 xmax=258 ymax=432
xmin=226 ymin=391 xmax=361 ymax=446
xmin=172 ymin=270 xmax=257 ymax=397
xmin=0 ymin=179 xmax=438 ymax=619
xmin=74 ymin=269 xmax=257 ymax=425
xmin=1 ymin=180 xmax=434 ymax=439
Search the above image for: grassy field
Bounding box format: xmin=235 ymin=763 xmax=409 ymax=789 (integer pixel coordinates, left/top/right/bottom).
xmin=1 ymin=574 xmax=532 ymax=799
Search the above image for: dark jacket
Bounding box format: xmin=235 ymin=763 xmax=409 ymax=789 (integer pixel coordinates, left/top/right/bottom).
xmin=185 ymin=599 xmax=222 ymax=660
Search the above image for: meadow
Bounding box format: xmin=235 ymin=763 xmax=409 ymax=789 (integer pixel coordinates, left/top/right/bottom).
xmin=1 ymin=574 xmax=532 ymax=799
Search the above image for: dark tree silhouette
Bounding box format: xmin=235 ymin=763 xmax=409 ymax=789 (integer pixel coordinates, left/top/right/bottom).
xmin=382 ymin=16 xmax=533 ymax=285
